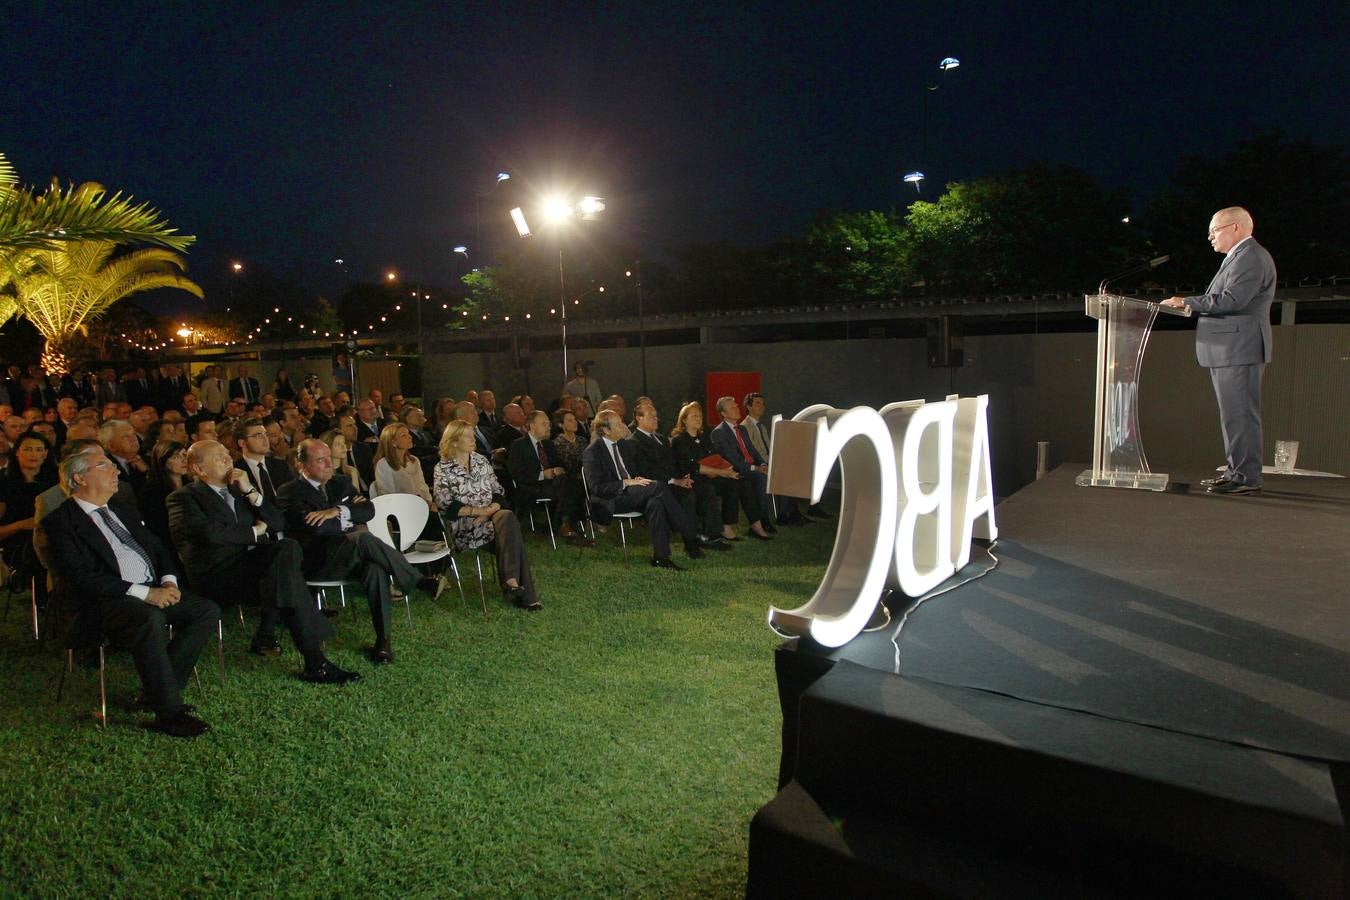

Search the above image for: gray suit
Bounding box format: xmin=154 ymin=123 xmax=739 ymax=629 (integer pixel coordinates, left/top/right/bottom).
xmin=1184 ymin=237 xmax=1276 ymax=486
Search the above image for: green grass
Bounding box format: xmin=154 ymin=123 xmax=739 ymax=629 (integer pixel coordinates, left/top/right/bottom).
xmin=0 ymin=517 xmax=833 ymax=897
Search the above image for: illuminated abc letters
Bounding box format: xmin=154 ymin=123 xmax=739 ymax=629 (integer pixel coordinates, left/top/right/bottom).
xmin=766 ymin=396 xmax=997 ymax=648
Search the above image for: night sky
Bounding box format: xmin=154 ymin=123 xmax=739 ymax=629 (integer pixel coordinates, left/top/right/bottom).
xmin=4 ymin=1 xmax=1347 ymax=311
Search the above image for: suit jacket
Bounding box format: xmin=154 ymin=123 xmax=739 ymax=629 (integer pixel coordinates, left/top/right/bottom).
xmin=479 ymin=410 xmax=501 ymax=431
xmin=494 ymin=423 xmax=526 ymax=452
xmin=228 ymin=376 xmax=262 ymax=402
xmin=1186 ymin=237 xmax=1277 ymax=368
xmin=276 ymin=474 xmax=374 ymax=576
xmin=111 ymin=454 xmax=147 ymax=495
xmin=38 ymin=495 xmax=180 ymax=611
xmin=125 ymin=378 xmax=153 ymax=410
xmin=166 ymin=480 xmax=283 ymax=580
xmin=345 ymin=441 xmax=376 ymax=489
xmin=156 ymin=375 xmax=190 ymax=412
xmin=710 ymin=420 xmax=764 ymax=477
xmin=307 ymin=411 xmax=334 ymax=437
xmin=355 ymin=417 xmax=384 ymax=443
xmin=473 ymin=424 xmax=495 ymax=456
xmin=507 ymin=433 xmax=561 ymax=488
xmin=200 ymin=376 xmax=228 ymax=414
xmin=235 ymin=456 xmax=296 ymax=506
xmin=96 ymin=381 xmax=128 ymax=406
xmin=627 ymin=429 xmax=679 ymax=483
xmin=581 ymin=438 xmax=640 ymax=524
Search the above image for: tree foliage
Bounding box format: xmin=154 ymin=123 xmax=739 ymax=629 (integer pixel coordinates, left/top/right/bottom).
xmin=805 ymin=211 xmax=910 ymax=298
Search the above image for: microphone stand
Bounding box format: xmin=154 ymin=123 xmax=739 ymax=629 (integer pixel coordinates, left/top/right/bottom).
xmin=1098 ymin=254 xmax=1170 ymax=295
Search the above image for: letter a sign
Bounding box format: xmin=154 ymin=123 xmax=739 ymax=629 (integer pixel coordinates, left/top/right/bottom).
xmin=764 ymin=396 xmax=997 ymax=648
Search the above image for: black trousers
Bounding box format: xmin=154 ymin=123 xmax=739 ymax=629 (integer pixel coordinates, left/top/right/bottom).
xmin=100 ymin=592 xmax=221 ymax=717
xmin=611 ymin=482 xmax=698 ymax=559
xmin=487 ymin=509 xmax=539 ymax=605
xmin=195 ymin=538 xmax=335 ymax=667
xmin=515 ymin=475 xmax=582 ymax=527
xmin=313 ymin=531 xmax=421 ymax=642
xmin=725 ymin=472 xmax=766 ymax=526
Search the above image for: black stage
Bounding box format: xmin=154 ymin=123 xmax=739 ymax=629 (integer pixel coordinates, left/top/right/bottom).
xmin=751 ymin=465 xmax=1350 ymax=898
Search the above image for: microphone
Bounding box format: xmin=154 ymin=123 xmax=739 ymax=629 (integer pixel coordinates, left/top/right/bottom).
xmin=1098 ymin=254 xmax=1170 ymax=295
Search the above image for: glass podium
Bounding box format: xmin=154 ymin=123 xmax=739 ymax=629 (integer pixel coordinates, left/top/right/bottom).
xmin=1076 ymin=293 xmax=1192 ymax=491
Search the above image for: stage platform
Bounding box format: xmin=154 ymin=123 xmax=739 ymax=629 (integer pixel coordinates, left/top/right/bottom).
xmin=751 ymin=464 xmax=1350 ymax=898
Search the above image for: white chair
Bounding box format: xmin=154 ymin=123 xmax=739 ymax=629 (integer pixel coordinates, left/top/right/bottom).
xmin=581 ymin=468 xmax=642 ymax=558
xmin=366 ymin=493 xmax=443 ymax=628
xmin=526 ymin=496 xmax=558 ymax=549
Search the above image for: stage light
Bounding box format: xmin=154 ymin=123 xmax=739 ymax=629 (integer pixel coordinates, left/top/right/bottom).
xmin=939 ymin=57 xmax=960 ymax=71
xmin=903 ymin=171 xmax=925 ymax=192
xmin=453 ymin=245 xmax=468 ymax=256
xmin=496 ymin=172 xmax=510 ymax=183
xmin=510 ymin=207 xmax=531 ymax=237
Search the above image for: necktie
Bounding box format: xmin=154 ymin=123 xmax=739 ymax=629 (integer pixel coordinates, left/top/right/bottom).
xmin=535 ymin=439 xmax=548 ymax=469
xmin=611 ymin=443 xmax=631 ymax=480
xmin=257 ymin=461 xmax=275 ymax=501
xmin=732 ymin=425 xmax=754 ymax=464
xmin=96 ymin=507 xmax=156 ymax=583
xmin=243 ymin=380 xmax=253 ymax=402
xmin=216 ymin=485 xmax=236 ymax=516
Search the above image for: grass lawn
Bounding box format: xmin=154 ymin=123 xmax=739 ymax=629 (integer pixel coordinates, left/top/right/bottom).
xmin=0 ymin=515 xmax=832 ymax=897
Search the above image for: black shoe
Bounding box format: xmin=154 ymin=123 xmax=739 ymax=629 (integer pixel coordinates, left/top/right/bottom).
xmin=807 ymin=504 xmax=832 ymax=518
xmin=749 ymin=529 xmax=773 ymax=541
xmin=129 ymin=694 xmax=195 ymax=715
xmin=684 ymin=543 xmax=706 ymax=559
xmin=1208 ymin=480 xmax=1261 ymax=495
xmin=301 ymin=661 xmax=362 ymax=684
xmin=145 ymin=710 xmax=209 ymax=738
xmin=697 ymin=535 xmax=730 ymax=550
xmin=370 ymin=640 xmax=394 ymax=665
xmin=520 ymin=599 xmax=543 ymax=611
xmin=320 ymin=608 xmax=341 ymax=619
xmin=249 ymin=636 xmax=283 ymax=657
xmin=762 ymin=520 xmax=778 ymax=534
xmin=1200 ymin=475 xmax=1231 ymax=487
xmin=652 ymin=557 xmax=685 ymax=571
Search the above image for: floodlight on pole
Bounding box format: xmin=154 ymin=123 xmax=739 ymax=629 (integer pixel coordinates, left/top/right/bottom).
xmin=903 ymin=171 xmax=925 ymax=192
xmin=541 ymin=196 xmax=574 ymax=224
xmin=496 ymin=172 xmax=511 ymax=184
xmin=939 ymin=57 xmax=960 ymax=71
xmin=578 ymin=196 xmax=606 ymax=219
xmin=510 ymin=207 xmax=531 ymax=237
xmin=452 ymin=245 xmax=468 ymax=256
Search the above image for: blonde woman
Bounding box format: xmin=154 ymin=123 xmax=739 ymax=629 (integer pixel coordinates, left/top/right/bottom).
xmin=433 ymin=420 xmax=542 ymax=611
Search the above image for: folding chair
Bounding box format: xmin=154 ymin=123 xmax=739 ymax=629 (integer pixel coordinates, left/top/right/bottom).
xmin=581 ymin=468 xmax=642 ymax=559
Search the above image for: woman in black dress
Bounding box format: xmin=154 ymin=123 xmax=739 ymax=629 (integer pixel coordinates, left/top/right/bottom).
xmin=0 ymin=431 xmax=58 ymax=580
xmin=139 ymin=440 xmax=191 ymax=550
xmin=272 ymin=368 xmax=298 ymax=403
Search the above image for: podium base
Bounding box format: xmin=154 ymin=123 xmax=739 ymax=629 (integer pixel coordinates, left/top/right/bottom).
xmin=1076 ymin=469 xmax=1170 ymax=491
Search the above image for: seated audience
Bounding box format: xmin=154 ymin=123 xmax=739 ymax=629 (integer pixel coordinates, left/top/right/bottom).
xmin=39 ymin=444 xmax=220 ymax=737
xmin=433 ymin=421 xmax=543 ymax=611
xmin=629 ymin=402 xmax=731 ymax=546
xmin=508 ymin=410 xmax=591 ymax=545
xmin=0 ymin=431 xmax=58 ymax=580
xmin=550 ymin=409 xmax=590 ymax=533
xmin=372 ymin=423 xmax=441 ymax=540
xmin=572 ymin=397 xmax=593 ymax=442
xmin=234 ymin=417 xmax=295 ymax=505
xmin=709 ymin=396 xmax=775 ymax=536
xmin=671 ymin=401 xmax=769 ymax=541
xmin=277 ymin=439 xmax=421 ymax=664
xmin=581 ymin=410 xmax=718 ymax=570
xmin=271 ymin=368 xmax=298 ymax=403
xmin=101 ymin=419 xmax=148 ymax=494
xmin=139 ymin=441 xmax=190 ymax=551
xmin=167 ymin=440 xmax=356 ymax=683
xmin=477 ymin=390 xmax=500 ymax=431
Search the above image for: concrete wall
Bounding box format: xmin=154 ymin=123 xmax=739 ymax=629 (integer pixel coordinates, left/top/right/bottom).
xmin=255 ymin=323 xmax=1350 ymax=495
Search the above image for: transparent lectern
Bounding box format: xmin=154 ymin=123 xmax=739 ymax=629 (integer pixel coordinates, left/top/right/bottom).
xmin=1076 ymin=293 xmax=1192 ymax=491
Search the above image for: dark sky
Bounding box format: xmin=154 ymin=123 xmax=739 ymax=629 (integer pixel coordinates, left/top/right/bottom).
xmin=4 ymin=1 xmax=1347 ymax=310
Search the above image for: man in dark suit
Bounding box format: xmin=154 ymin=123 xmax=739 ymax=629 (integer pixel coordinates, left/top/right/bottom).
xmin=627 ymin=401 xmax=729 ymax=547
xmin=508 ymin=410 xmax=590 ymax=545
xmin=95 ymin=368 xmax=127 ymax=407
xmin=156 ymin=364 xmax=190 ymax=414
xmin=168 ymin=440 xmax=357 ymax=683
xmin=353 ymin=398 xmax=384 ymax=444
xmin=124 ymin=367 xmax=153 ymax=411
xmin=582 ymin=410 xmax=715 ymax=570
xmin=100 ymin=419 xmax=148 ymax=495
xmin=228 ymin=365 xmax=262 ymax=405
xmin=478 ymin=390 xmax=501 ymax=431
xmin=308 ymin=396 xmax=336 ymax=438
xmin=277 ymin=439 xmax=421 ymax=664
xmin=39 ymin=444 xmax=219 ymax=737
xmin=233 ymin=417 xmax=296 ymax=507
xmin=709 ymin=396 xmax=774 ymax=534
xmin=1164 ymin=206 xmax=1276 ymax=495
xmin=742 ymin=392 xmax=818 ymax=524
xmin=336 ymin=414 xmax=375 ymax=490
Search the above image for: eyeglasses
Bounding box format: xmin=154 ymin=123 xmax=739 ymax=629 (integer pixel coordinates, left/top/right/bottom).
xmin=1207 ymin=222 xmax=1236 ymax=237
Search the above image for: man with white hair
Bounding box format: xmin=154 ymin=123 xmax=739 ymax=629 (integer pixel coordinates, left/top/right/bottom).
xmin=1164 ymin=206 xmax=1276 ymax=495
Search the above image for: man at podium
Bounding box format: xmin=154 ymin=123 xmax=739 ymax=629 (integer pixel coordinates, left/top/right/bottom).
xmin=1163 ymin=206 xmax=1276 ymax=496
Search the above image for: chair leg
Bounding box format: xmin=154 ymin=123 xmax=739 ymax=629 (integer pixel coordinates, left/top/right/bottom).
xmin=30 ymin=576 xmax=40 ymax=641
xmin=545 ymin=509 xmax=556 ymax=550
xmin=474 ymin=554 xmax=487 ymax=614
xmin=56 ymin=650 xmax=71 ymax=702
xmin=400 ymin=577 xmax=413 ymax=628
xmin=237 ymin=605 xmax=245 ymax=626
xmin=96 ymin=645 xmax=107 ymax=728
xmin=216 ymin=619 xmax=226 ymax=676
xmin=339 ymin=585 xmax=347 ymax=608
xmin=192 ymin=665 xmax=204 ymax=699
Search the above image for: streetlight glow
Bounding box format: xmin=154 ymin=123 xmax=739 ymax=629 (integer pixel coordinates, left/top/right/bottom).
xmin=939 ymin=57 xmax=960 ymax=71
xmin=496 ymin=172 xmax=511 ymax=184
xmin=510 ymin=207 xmax=531 ymax=237
xmin=541 ymin=196 xmax=574 ymax=224
xmin=903 ymin=171 xmax=926 ymax=192
xmin=452 ymin=245 xmax=468 ymax=256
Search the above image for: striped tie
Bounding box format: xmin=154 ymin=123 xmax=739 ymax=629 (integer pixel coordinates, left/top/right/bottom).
xmin=96 ymin=507 xmax=156 ymax=583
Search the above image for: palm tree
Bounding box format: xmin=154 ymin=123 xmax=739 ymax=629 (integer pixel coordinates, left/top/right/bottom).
xmin=9 ymin=236 xmax=203 ymax=371
xmin=0 ymin=153 xmax=194 ymax=255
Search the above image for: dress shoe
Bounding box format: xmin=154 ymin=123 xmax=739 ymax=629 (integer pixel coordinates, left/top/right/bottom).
xmin=520 ymin=599 xmax=543 ymax=612
xmin=1208 ymin=480 xmax=1261 ymax=495
xmin=130 ymin=694 xmax=194 ymax=715
xmin=249 ymin=636 xmax=283 ymax=657
xmin=651 ymin=556 xmax=685 ymax=571
xmin=301 ymin=661 xmax=362 ymax=685
xmin=1200 ymin=475 xmax=1232 ymax=487
xmin=684 ymin=543 xmax=706 ymax=559
xmin=145 ymin=711 xmax=209 ymax=738
xmin=749 ymin=529 xmax=773 ymax=541
xmin=370 ymin=640 xmax=394 ymax=665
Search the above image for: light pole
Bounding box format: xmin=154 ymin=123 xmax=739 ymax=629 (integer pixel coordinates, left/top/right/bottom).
xmin=476 ymin=172 xmax=511 ymax=265
xmin=626 ymin=265 xmax=647 ymax=396
xmin=512 ymin=194 xmax=606 ymax=388
xmin=912 ymin=56 xmax=960 ymax=195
